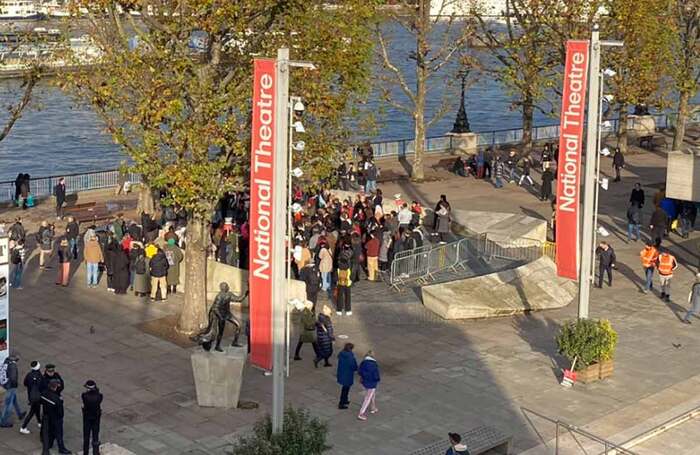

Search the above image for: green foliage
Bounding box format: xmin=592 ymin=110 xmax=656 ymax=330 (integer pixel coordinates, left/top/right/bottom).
xmin=231 ymin=407 xmax=331 ymax=455
xmin=556 ymin=318 xmax=618 ymax=370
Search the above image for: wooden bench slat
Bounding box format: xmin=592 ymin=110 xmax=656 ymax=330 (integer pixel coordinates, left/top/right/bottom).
xmin=409 ymin=426 xmax=511 ymax=455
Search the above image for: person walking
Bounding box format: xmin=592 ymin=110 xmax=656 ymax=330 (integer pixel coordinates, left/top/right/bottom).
xmin=446 ymin=433 xmax=470 ymax=455
xmin=364 ymin=159 xmax=378 ymax=193
xmin=84 ymin=234 xmax=104 ymax=288
xmin=149 ymin=247 xmax=169 ymax=301
xmin=38 ymin=221 xmax=54 ymax=269
xmin=336 ymin=343 xmax=358 ymax=410
xmin=336 ymin=244 xmax=353 ymax=316
xmin=518 ymin=156 xmax=533 ymax=186
xmin=612 ymin=147 xmax=625 ymax=182
xmin=55 ymin=239 xmax=73 ymax=287
xmin=81 ymin=380 xmax=103 ymax=455
xmin=163 ymin=238 xmax=184 ymax=294
xmin=650 ymin=205 xmax=668 ymax=247
xmin=9 ymin=240 xmax=25 ymax=290
xmin=53 ymin=177 xmax=66 ymax=220
xmin=357 ymin=351 xmax=380 ymax=421
xmin=293 ymin=301 xmax=318 ymax=361
xmin=315 ymin=306 xmax=335 ymax=368
xmin=20 ymin=361 xmax=43 ymax=434
xmin=365 ymin=232 xmax=380 ymax=282
xmin=540 ymin=167 xmax=554 ymax=201
xmin=493 ymin=156 xmax=505 ymax=189
xmin=40 ymin=379 xmax=71 ymax=454
xmin=0 ymin=353 xmax=25 ymax=428
xmin=640 ymin=242 xmax=659 ymax=294
xmin=627 ymin=202 xmax=642 ymax=241
xmin=299 ymin=262 xmax=321 ymax=310
xmin=318 ymin=243 xmax=333 ymax=296
xmin=657 ymin=248 xmax=678 ymax=302
xmin=630 ymin=182 xmax=645 ymax=208
xmin=435 ymin=201 xmax=452 ymax=244
xmin=65 ymin=217 xmax=79 ymax=259
xmin=9 ymin=217 xmax=26 ymax=244
xmin=595 ymin=241 xmax=616 ymax=288
xmin=506 ymin=150 xmax=517 ymax=183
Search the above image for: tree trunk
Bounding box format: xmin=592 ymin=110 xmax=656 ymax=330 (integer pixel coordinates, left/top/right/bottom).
xmin=673 ymin=90 xmax=691 ymax=151
xmin=177 ymin=215 xmax=210 ymax=335
xmin=617 ymin=105 xmax=628 ymax=155
xmin=522 ymin=99 xmax=534 ymax=156
xmin=411 ymin=2 xmax=429 ymax=182
xmin=137 ymin=184 xmax=155 ymax=215
xmin=413 ymin=95 xmax=426 ymax=181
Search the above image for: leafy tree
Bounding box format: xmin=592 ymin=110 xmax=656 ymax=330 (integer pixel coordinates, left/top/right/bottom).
xmin=602 ymin=0 xmax=676 ymax=154
xmin=231 ymin=407 xmax=330 ymax=455
xmin=377 ymin=0 xmax=474 ymax=181
xmin=62 ymin=0 xmax=377 ymax=334
xmin=670 ymin=1 xmax=700 ymax=151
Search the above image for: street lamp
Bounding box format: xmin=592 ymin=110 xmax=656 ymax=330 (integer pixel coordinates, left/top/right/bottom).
xmin=450 ymin=69 xmax=471 ymax=134
xmin=577 ymin=26 xmax=623 ymax=319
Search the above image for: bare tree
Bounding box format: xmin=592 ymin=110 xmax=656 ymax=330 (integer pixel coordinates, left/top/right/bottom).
xmin=377 ymin=0 xmax=473 ymax=181
xmin=671 ymin=1 xmax=700 ymax=151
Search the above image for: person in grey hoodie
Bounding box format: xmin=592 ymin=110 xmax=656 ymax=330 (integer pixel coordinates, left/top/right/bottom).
xmin=682 ymin=273 xmax=700 ymax=324
xmin=0 ymin=354 xmax=24 ymax=427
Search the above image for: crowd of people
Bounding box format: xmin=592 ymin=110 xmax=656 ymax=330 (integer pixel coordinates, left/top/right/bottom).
xmin=1 ymin=356 xmax=103 ymax=455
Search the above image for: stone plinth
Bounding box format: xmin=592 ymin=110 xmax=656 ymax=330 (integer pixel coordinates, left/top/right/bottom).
xmin=191 ymin=346 xmax=246 ymax=408
xmin=450 ymin=209 xmax=547 ymax=245
xmin=666 ymin=150 xmax=700 ymax=202
xmin=628 ymin=115 xmax=656 ymax=137
xmin=422 ymin=256 xmax=576 ymax=320
xmin=448 ymin=132 xmax=478 ymax=156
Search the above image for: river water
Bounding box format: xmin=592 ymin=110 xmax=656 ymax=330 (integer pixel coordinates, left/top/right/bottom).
xmin=0 ymin=21 xmax=614 ymax=181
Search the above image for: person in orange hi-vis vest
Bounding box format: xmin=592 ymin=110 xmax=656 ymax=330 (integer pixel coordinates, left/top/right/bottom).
xmin=657 ymin=248 xmax=678 ymax=302
xmin=640 ymin=241 xmax=660 ymax=294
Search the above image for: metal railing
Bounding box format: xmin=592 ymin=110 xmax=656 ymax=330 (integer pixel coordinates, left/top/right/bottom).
xmin=521 ymin=407 xmax=638 ymax=455
xmin=0 ymin=169 xmax=141 ymax=203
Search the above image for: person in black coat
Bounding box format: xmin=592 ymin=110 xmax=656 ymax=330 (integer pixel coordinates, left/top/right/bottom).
xmin=612 ymin=148 xmax=625 ymax=182
xmin=81 ymin=380 xmax=103 ymax=455
xmin=42 ymin=364 xmax=64 ymax=396
xmin=540 ymin=168 xmax=554 ymax=201
xmin=111 ymin=247 xmax=131 ymax=295
xmin=650 ymin=206 xmax=669 ymax=247
xmin=103 ymin=238 xmax=118 ymax=292
xmin=299 ymin=262 xmax=321 ymax=310
xmin=53 ymin=177 xmax=66 ymax=220
xmin=13 ymin=173 xmax=23 ymax=206
xmin=149 ymin=248 xmax=170 ymax=301
xmin=40 ymin=379 xmax=71 ymax=454
xmin=630 ymin=182 xmax=645 ymax=208
xmin=595 ymin=241 xmax=616 ymax=287
xmin=20 ymin=361 xmax=43 ymax=434
xmin=314 ymin=306 xmax=335 ymax=368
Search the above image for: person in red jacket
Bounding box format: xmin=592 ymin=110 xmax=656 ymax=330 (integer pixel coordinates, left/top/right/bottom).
xmin=365 ymin=232 xmax=380 ymax=282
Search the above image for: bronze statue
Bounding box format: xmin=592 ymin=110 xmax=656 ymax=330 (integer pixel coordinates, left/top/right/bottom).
xmin=191 ymin=282 xmax=247 ymax=352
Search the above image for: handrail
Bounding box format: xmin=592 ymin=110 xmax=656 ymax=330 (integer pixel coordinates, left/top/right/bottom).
xmin=521 ymin=407 xmax=638 ymax=455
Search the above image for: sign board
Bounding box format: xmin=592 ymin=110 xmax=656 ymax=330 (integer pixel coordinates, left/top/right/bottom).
xmin=555 ymin=40 xmax=590 ymax=280
xmin=249 ymin=58 xmax=277 ymax=371
xmin=0 ymin=237 xmax=9 ymax=363
xmin=666 ymin=150 xmax=700 ymax=202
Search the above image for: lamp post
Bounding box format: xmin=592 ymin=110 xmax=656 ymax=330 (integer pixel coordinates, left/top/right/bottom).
xmin=450 ymin=70 xmax=471 ymax=134
xmin=577 ymin=26 xmax=623 ymax=319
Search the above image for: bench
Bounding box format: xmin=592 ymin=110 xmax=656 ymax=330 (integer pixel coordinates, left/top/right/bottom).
xmin=639 ymin=135 xmax=667 ymax=150
xmin=410 ymin=426 xmax=511 ymax=455
xmin=431 ymin=158 xmax=457 ymax=172
xmin=64 ymin=202 xmax=113 ymax=225
xmin=377 ymin=169 xmax=405 ymax=183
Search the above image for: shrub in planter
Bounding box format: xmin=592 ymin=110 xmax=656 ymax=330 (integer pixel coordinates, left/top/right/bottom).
xmin=231 ymin=407 xmax=331 ymax=455
xmin=556 ymin=318 xmax=618 ymax=371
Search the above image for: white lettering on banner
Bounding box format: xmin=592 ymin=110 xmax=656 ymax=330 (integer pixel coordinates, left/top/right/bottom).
xmin=559 ymin=133 xmax=579 ymax=212
xmin=561 ymin=52 xmax=586 ymax=130
xmin=252 ymin=178 xmax=272 ymax=280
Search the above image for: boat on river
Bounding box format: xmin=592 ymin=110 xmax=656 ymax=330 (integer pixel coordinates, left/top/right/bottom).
xmin=0 ymin=1 xmax=43 ymax=20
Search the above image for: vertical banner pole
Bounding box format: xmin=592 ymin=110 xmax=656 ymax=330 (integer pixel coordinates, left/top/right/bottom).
xmin=0 ymin=236 xmax=9 ymax=364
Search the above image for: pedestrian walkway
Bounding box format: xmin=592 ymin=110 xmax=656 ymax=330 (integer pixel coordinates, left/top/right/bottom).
xmin=1 ymin=146 xmax=700 ymax=454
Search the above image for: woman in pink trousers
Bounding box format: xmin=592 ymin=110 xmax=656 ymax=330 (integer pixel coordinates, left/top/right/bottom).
xmin=357 ymin=350 xmax=380 ymax=421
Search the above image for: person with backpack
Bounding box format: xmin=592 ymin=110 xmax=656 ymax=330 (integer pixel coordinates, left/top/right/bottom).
xmin=9 ymin=240 xmax=25 ymax=290
xmin=8 ymin=217 xmax=25 ymax=244
xmin=84 ymin=233 xmax=104 ymax=288
xmin=336 ymin=244 xmax=353 ymax=316
xmin=81 ymin=380 xmax=103 ymax=455
xmin=149 ymin=247 xmax=170 ymax=301
xmin=299 ymin=261 xmax=321 ymax=310
xmin=0 ymin=353 xmax=24 ymax=428
xmin=293 ymin=301 xmax=319 ymax=362
xmin=357 ymin=350 xmax=380 ymax=421
xmin=130 ymin=242 xmax=150 ymax=297
xmin=20 ymin=360 xmax=43 ymax=435
xmin=163 ymin=238 xmax=184 ymax=294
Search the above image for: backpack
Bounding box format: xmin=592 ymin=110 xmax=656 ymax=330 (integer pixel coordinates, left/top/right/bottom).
xmin=11 ymin=248 xmax=21 ymax=265
xmin=134 ymin=255 xmax=146 ymax=274
xmin=0 ymin=363 xmax=8 ymax=388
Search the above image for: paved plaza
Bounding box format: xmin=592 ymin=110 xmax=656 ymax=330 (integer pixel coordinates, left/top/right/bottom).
xmin=1 ymin=145 xmax=699 ymax=454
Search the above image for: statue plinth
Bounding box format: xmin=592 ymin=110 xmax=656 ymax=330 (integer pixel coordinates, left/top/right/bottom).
xmin=448 ymin=131 xmax=478 ymax=156
xmin=191 ymin=346 xmax=246 ymax=408
xmin=628 ymin=115 xmax=656 ymax=137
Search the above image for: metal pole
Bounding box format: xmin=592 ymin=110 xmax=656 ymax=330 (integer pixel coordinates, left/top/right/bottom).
xmin=578 ymin=26 xmax=601 ymax=319
xmin=591 ymin=74 xmax=604 ymax=277
xmin=286 ymin=97 xmax=294 ymax=379
xmin=272 ymin=47 xmax=290 ymax=434
xmin=555 ymin=422 xmax=559 ymax=454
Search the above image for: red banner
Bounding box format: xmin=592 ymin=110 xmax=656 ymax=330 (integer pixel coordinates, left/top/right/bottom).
xmin=249 ymin=58 xmax=276 ymax=370
xmin=555 ymin=40 xmax=589 ymax=280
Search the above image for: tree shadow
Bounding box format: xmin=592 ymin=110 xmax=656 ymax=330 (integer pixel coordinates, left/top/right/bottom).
xmin=512 ymin=314 xmax=566 ymax=379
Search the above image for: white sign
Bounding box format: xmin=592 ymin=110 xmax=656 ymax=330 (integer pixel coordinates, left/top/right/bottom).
xmin=0 ymin=236 xmax=8 ymax=363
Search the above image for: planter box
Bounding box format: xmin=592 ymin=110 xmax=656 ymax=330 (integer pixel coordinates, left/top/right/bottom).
xmin=577 ymin=359 xmax=614 ymax=383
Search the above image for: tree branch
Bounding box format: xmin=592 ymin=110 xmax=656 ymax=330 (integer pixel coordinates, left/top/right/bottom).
xmin=0 ymin=71 xmax=39 ymax=143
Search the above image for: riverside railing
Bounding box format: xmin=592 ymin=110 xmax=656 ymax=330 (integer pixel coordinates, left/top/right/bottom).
xmin=0 ymin=169 xmax=141 ymax=204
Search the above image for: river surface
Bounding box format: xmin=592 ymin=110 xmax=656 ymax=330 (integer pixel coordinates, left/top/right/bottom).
xmin=0 ymin=20 xmax=680 ymax=181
